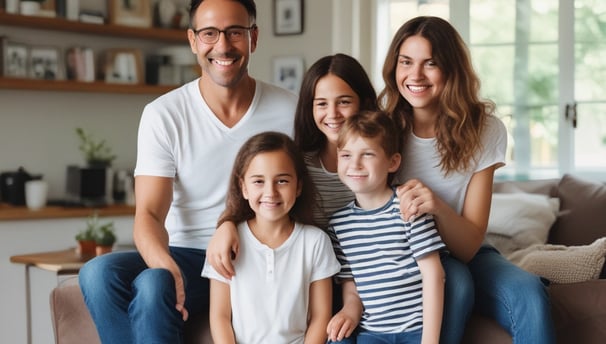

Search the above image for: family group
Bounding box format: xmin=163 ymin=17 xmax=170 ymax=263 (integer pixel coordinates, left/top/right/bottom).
xmin=78 ymin=0 xmax=554 ymax=343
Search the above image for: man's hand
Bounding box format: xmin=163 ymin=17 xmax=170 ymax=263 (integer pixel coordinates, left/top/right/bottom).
xmin=206 ymin=221 xmax=240 ymax=279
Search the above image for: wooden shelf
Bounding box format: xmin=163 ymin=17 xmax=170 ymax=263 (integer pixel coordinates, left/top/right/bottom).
xmin=0 ymin=77 xmax=177 ymax=94
xmin=0 ymin=12 xmax=187 ymax=43
xmin=0 ymin=203 xmax=135 ymax=221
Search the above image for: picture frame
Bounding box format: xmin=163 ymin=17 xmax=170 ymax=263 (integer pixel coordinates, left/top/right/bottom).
xmin=104 ymin=48 xmax=144 ymax=84
xmin=272 ymin=56 xmax=305 ymax=92
xmin=29 ymin=46 xmax=61 ymax=80
xmin=109 ymin=0 xmax=153 ymax=28
xmin=273 ymin=0 xmax=304 ymax=36
xmin=1 ymin=39 xmax=29 ymax=78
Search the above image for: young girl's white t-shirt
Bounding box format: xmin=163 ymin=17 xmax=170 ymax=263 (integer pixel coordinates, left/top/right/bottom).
xmin=134 ymin=79 xmax=297 ymax=249
xmin=202 ymin=221 xmax=341 ymax=343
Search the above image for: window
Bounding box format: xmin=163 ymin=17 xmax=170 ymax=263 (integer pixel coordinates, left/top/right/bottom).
xmin=371 ymin=0 xmax=606 ymax=180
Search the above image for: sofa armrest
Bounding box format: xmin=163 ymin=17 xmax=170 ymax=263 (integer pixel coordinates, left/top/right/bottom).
xmin=550 ymin=280 xmax=606 ymax=344
xmin=50 ymin=283 xmax=101 ymax=344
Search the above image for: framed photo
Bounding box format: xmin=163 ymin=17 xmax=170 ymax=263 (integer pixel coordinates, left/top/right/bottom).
xmin=272 ymin=56 xmax=304 ymax=92
xmin=29 ymin=46 xmax=61 ymax=80
xmin=109 ymin=0 xmax=153 ymax=28
xmin=104 ymin=48 xmax=144 ymax=84
xmin=1 ymin=39 xmax=29 ymax=78
xmin=273 ymin=0 xmax=304 ymax=36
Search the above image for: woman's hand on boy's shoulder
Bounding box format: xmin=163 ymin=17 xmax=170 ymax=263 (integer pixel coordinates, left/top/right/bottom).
xmin=396 ymin=179 xmax=439 ymax=221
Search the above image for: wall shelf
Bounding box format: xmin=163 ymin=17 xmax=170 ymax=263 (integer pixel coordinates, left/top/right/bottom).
xmin=0 ymin=77 xmax=177 ymax=94
xmin=0 ymin=12 xmax=187 ymax=42
xmin=0 ymin=12 xmax=189 ymax=94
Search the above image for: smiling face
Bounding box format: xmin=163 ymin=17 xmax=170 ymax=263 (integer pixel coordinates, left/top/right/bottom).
xmin=188 ymin=0 xmax=258 ymax=88
xmin=312 ymin=74 xmax=361 ymax=145
xmin=241 ymin=150 xmax=301 ymax=224
xmin=337 ymin=135 xmax=400 ymax=198
xmin=395 ymin=35 xmax=444 ymax=116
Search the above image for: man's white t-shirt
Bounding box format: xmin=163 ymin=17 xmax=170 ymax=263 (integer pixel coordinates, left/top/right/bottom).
xmin=134 ymin=79 xmax=297 ymax=249
xmin=202 ymin=222 xmax=341 ymax=343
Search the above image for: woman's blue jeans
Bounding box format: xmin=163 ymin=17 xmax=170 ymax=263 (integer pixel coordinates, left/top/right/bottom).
xmin=78 ymin=247 xmax=209 ymax=344
xmin=441 ymin=246 xmax=555 ymax=344
xmin=333 ymin=248 xmax=554 ymax=344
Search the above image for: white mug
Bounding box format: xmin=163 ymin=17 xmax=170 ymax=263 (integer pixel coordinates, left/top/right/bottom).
xmin=25 ymin=180 xmax=48 ymax=211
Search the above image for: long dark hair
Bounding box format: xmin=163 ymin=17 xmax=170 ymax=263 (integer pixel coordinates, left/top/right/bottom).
xmin=294 ymin=53 xmax=378 ymax=153
xmin=219 ymin=132 xmax=317 ymax=227
xmin=378 ymin=16 xmax=493 ymax=173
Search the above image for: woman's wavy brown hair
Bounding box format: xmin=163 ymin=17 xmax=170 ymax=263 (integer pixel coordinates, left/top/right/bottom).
xmin=378 ymin=16 xmax=495 ymax=174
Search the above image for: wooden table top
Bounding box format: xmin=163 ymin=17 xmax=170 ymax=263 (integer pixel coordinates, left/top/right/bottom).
xmin=10 ymin=245 xmax=136 ymax=273
xmin=10 ymin=248 xmax=90 ymax=273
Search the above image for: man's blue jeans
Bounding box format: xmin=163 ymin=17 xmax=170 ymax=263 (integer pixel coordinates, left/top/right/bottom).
xmin=441 ymin=246 xmax=555 ymax=344
xmin=79 ymin=247 xmax=208 ymax=344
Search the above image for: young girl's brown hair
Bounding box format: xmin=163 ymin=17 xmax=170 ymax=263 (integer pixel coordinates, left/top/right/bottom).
xmin=219 ymin=131 xmax=318 ymax=227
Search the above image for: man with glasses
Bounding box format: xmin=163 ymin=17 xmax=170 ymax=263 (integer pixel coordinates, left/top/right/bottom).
xmin=79 ymin=1 xmax=297 ymax=342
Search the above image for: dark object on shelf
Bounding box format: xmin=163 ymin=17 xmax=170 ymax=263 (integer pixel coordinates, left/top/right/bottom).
xmin=0 ymin=167 xmax=41 ymax=206
xmin=65 ymin=165 xmax=107 ymax=207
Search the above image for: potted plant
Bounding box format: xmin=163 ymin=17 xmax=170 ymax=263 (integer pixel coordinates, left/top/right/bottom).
xmin=75 ymin=213 xmax=116 ymax=257
xmin=75 ymin=127 xmax=116 ymax=167
xmin=94 ymin=220 xmax=117 ymax=256
xmin=75 ymin=221 xmax=97 ymax=258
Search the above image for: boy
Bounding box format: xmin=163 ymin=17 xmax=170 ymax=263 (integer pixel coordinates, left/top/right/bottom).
xmin=327 ymin=110 xmax=445 ymax=344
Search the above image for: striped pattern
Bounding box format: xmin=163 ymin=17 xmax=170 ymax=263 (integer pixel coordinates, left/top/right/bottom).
xmin=304 ymin=153 xmax=355 ymax=229
xmin=328 ymin=192 xmax=444 ymax=333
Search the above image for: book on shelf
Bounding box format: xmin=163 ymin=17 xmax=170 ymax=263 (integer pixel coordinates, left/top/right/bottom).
xmin=66 ymin=46 xmax=95 ymax=82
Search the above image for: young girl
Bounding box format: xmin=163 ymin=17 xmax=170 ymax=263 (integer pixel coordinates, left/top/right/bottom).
xmin=330 ymin=110 xmax=445 ymax=344
xmin=380 ymin=16 xmax=554 ymax=343
xmin=201 ymin=131 xmax=341 ymax=344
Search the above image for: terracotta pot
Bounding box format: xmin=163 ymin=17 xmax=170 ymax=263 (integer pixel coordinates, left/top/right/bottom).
xmin=76 ymin=240 xmax=96 ymax=258
xmin=95 ymin=245 xmax=113 ymax=256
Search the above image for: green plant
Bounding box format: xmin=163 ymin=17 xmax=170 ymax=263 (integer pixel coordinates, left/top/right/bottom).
xmin=75 ymin=213 xmax=116 ymax=246
xmin=95 ymin=222 xmax=117 ymax=246
xmin=75 ymin=127 xmax=116 ymax=167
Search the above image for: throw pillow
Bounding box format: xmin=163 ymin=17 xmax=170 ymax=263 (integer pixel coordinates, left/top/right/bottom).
xmin=485 ymin=193 xmax=559 ymax=256
xmin=550 ymin=174 xmax=606 ymax=245
xmin=507 ymin=237 xmax=606 ymax=283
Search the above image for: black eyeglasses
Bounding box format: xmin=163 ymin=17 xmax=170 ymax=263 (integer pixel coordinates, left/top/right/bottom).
xmin=193 ymin=25 xmax=256 ymax=44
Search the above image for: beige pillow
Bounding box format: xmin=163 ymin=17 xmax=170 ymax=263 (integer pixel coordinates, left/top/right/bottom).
xmin=507 ymin=237 xmax=606 ymax=284
xmin=486 ymin=193 xmax=559 ymax=256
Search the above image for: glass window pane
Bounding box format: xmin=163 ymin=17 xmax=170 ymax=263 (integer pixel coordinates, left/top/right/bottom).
xmin=472 ymin=46 xmax=514 ymax=104
xmin=575 ymin=44 xmax=606 ymax=102
xmin=470 ymin=1 xmax=515 ymax=44
xmin=575 ymin=104 xmax=606 ymax=168
xmin=528 ymin=44 xmax=558 ymax=104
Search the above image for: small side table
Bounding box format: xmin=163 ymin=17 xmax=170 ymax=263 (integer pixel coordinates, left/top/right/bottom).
xmin=10 ymin=248 xmax=91 ymax=344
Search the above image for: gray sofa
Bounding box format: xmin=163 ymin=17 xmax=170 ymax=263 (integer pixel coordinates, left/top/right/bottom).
xmin=50 ymin=174 xmax=606 ymax=344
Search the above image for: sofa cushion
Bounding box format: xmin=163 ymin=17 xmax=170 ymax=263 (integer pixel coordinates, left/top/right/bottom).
xmin=486 ymin=193 xmax=559 ymax=255
xmin=549 ymin=174 xmax=606 ymax=246
xmin=507 ymin=237 xmax=606 ymax=283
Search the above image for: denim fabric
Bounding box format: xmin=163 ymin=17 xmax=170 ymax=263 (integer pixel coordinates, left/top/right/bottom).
xmin=467 ymin=245 xmax=555 ymax=344
xmin=79 ymin=247 xmax=209 ymax=344
xmin=440 ymin=253 xmax=474 ymax=344
xmin=356 ymin=329 xmax=422 ymax=344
